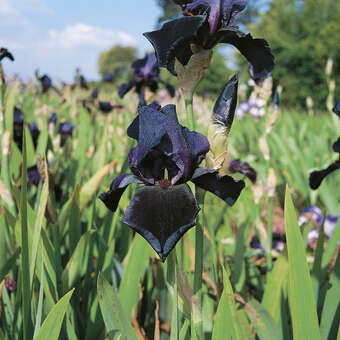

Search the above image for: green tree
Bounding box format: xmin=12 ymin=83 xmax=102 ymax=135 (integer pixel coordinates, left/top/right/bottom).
xmin=155 ymin=0 xmax=180 ymax=27
xmin=250 ymin=0 xmax=340 ymax=109
xmin=97 ymin=45 xmax=137 ymax=80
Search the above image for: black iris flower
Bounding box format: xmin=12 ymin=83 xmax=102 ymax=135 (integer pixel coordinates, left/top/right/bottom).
xmin=35 ymin=70 xmax=52 ymax=93
xmin=98 ymin=101 xmax=123 ymax=114
xmin=104 ymin=73 xmax=115 ymax=82
xmin=229 ymin=159 xmax=257 ymax=183
xmin=99 ymin=103 xmax=244 ymax=261
xmin=118 ymin=53 xmax=175 ymax=106
xmin=29 ymin=123 xmax=40 ymax=149
xmin=0 ymin=48 xmax=14 ymax=62
xmin=27 ymin=165 xmax=41 ymax=187
xmin=309 ymin=101 xmax=340 ymax=189
xmin=13 ymin=107 xmax=24 ymax=150
xmin=333 ymin=100 xmax=340 ymax=118
xmin=59 ymin=122 xmax=74 ymax=147
xmin=144 ymin=0 xmax=274 ymax=81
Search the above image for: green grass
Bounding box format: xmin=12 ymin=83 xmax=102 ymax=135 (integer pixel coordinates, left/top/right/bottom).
xmin=0 ymin=82 xmax=339 ymax=339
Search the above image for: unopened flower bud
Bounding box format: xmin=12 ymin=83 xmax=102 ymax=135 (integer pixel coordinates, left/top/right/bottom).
xmin=206 ymin=75 xmax=238 ymax=174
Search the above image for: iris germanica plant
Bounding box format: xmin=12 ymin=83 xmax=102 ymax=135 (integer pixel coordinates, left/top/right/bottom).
xmin=99 ymin=103 xmax=244 ymax=261
xmin=35 ymin=70 xmax=52 ymax=93
xmin=309 ymin=101 xmax=340 ymax=189
xmin=144 ymin=0 xmax=274 ymax=81
xmin=229 ymin=159 xmax=257 ymax=183
xmin=118 ymin=53 xmax=175 ymax=106
xmin=59 ymin=122 xmax=74 ymax=147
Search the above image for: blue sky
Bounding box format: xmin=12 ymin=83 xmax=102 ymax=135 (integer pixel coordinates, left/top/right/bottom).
xmin=0 ymin=0 xmax=162 ymax=81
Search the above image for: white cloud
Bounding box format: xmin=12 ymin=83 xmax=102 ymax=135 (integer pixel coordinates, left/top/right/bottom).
xmin=0 ymin=1 xmax=138 ymax=81
xmin=47 ymin=23 xmax=137 ymax=49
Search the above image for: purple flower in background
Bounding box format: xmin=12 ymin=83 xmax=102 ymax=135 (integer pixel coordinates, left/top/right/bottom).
xmin=236 ymin=97 xmax=266 ymax=119
xmin=298 ymin=206 xmax=339 ymax=246
xmin=59 ymin=122 xmax=74 ymax=147
xmin=99 ymin=103 xmax=244 ymax=261
xmin=324 ymin=215 xmax=339 ymax=238
xmin=5 ymin=277 xmax=16 ymax=292
xmin=333 ymin=100 xmax=340 ymax=118
xmin=104 ymin=73 xmax=115 ymax=82
xmin=144 ymin=0 xmax=274 ymax=80
xmin=250 ymin=232 xmax=286 ymax=252
xmin=27 ymin=165 xmax=41 ymax=186
xmin=229 ymin=159 xmax=257 ymax=183
xmin=118 ymin=53 xmax=175 ymax=106
xmin=35 ymin=70 xmax=52 ymax=93
xmin=91 ymin=89 xmax=99 ymax=99
xmin=97 ymin=101 xmax=124 ymax=114
xmin=13 ymin=107 xmax=24 ymax=150
xmin=29 ymin=123 xmax=40 ymax=149
xmin=298 ymin=206 xmax=324 ymax=227
xmin=0 ymin=47 xmax=14 ymax=62
xmin=49 ymin=112 xmax=57 ymax=125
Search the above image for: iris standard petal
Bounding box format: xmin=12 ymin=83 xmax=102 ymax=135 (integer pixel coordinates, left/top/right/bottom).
xmin=191 ymin=167 xmax=245 ymax=205
xmin=332 ymin=137 xmax=340 ymax=154
xmin=217 ymin=28 xmax=274 ymax=81
xmin=143 ymin=15 xmax=207 ymax=75
xmin=161 ymin=104 xmax=210 ymax=183
xmin=123 ymin=184 xmax=200 ymax=262
xmin=0 ymin=48 xmax=14 ymax=61
xmin=99 ymin=174 xmax=143 ymax=212
xmin=309 ymin=162 xmax=340 ymax=190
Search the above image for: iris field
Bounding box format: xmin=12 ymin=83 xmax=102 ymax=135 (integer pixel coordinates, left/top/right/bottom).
xmin=1 ymin=1 xmax=340 ymax=340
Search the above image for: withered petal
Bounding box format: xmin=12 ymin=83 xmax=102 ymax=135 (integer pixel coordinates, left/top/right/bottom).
xmin=191 ymin=167 xmax=245 ymax=205
xmin=99 ymin=174 xmax=142 ymax=212
xmin=123 ymin=184 xmax=200 ymax=262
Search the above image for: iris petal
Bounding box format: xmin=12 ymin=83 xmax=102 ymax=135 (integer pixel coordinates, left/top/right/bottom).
xmin=191 ymin=167 xmax=245 ymax=205
xmin=217 ymin=28 xmax=274 ymax=81
xmin=144 ymin=16 xmax=207 ymax=75
xmin=123 ymin=184 xmax=200 ymax=262
xmin=309 ymin=162 xmax=340 ymax=190
xmin=333 ymin=137 xmax=340 ymax=154
xmin=99 ymin=174 xmax=142 ymax=212
xmin=118 ymin=80 xmax=137 ymax=98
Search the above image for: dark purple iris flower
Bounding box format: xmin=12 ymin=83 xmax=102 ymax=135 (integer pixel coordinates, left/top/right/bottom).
xmin=104 ymin=73 xmax=115 ymax=82
xmin=333 ymin=100 xmax=340 ymax=118
xmin=97 ymin=101 xmax=123 ymax=114
xmin=29 ymin=123 xmax=40 ymax=149
xmin=27 ymin=165 xmax=41 ymax=186
xmin=99 ymin=103 xmax=244 ymax=261
xmin=310 ymin=101 xmax=340 ymax=189
xmin=91 ymin=89 xmax=99 ymax=99
xmin=0 ymin=47 xmax=14 ymax=62
xmin=35 ymin=70 xmax=52 ymax=93
xmin=229 ymin=159 xmax=257 ymax=183
xmin=144 ymin=0 xmax=274 ymax=81
xmin=49 ymin=112 xmax=57 ymax=124
xmin=118 ymin=53 xmax=175 ymax=106
xmin=13 ymin=106 xmax=24 ymax=150
xmin=5 ymin=277 xmax=16 ymax=292
xmin=250 ymin=232 xmax=286 ymax=252
xmin=59 ymin=122 xmax=74 ymax=147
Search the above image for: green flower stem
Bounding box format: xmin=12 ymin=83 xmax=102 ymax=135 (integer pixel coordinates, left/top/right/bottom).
xmin=184 ymin=91 xmax=195 ymax=131
xmin=192 ymin=187 xmax=205 ymax=340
